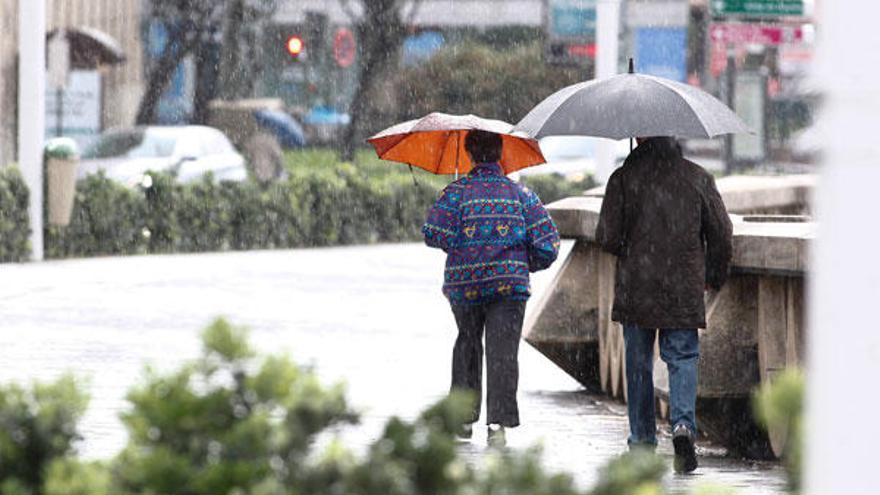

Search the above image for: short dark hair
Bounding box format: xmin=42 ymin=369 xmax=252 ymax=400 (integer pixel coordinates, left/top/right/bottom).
xmin=464 ymin=130 xmax=502 ymax=163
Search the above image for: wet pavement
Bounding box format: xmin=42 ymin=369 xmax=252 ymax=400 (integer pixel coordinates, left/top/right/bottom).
xmin=0 ymin=243 xmax=787 ymax=493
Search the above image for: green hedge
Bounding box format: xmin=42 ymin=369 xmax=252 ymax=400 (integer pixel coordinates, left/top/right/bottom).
xmin=0 ymin=166 xmax=31 ymax=262
xmin=2 ymin=152 xmax=588 ymax=262
xmin=520 ymin=173 xmax=596 ymax=205
xmin=394 ymin=41 xmax=584 ymax=125
xmin=43 ymin=166 xmax=442 ymax=260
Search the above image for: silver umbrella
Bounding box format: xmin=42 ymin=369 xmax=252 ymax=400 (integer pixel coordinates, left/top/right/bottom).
xmin=515 ymin=72 xmax=750 ymax=140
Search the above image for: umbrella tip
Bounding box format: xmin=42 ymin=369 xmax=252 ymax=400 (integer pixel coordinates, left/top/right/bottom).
xmin=628 ymin=57 xmax=635 ymax=74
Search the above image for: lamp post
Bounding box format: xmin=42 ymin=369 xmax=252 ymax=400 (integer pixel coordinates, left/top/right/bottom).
xmin=594 ymin=0 xmax=621 ymax=184
xmin=18 ymin=0 xmax=46 ymax=260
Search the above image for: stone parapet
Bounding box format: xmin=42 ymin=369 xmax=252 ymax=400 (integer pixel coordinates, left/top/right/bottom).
xmin=525 ymin=175 xmax=814 ymax=457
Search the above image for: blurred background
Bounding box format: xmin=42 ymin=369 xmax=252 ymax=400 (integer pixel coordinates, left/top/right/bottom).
xmin=0 ymin=0 xmax=820 ymax=183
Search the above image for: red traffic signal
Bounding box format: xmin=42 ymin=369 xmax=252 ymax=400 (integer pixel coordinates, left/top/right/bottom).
xmin=286 ymin=35 xmax=304 ymax=58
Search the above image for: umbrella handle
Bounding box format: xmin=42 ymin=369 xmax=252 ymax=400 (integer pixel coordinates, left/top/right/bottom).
xmin=454 ymin=131 xmax=460 ymax=180
xmin=408 ymin=165 xmax=419 ymax=187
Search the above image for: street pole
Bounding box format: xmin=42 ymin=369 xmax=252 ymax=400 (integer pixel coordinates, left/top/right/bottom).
xmin=19 ymin=0 xmax=46 ymax=260
xmin=56 ymin=87 xmax=63 ymax=137
xmin=724 ymin=47 xmax=736 ymax=174
xmin=595 ymin=0 xmax=621 ymax=184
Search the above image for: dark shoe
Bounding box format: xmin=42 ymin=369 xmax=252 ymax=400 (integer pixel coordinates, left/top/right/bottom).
xmin=455 ymin=422 xmax=473 ymax=440
xmin=487 ymin=423 xmax=506 ymax=447
xmin=672 ymin=424 xmax=698 ymax=473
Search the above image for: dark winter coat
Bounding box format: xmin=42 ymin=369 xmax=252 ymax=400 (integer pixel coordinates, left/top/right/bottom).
xmin=595 ymin=137 xmax=733 ymax=329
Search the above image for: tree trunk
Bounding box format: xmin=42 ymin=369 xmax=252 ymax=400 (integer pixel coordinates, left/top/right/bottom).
xmin=191 ymin=40 xmax=219 ymax=125
xmin=339 ymin=0 xmax=406 ymax=161
xmin=217 ymin=0 xmax=246 ymax=100
xmin=135 ymin=30 xmax=200 ymax=125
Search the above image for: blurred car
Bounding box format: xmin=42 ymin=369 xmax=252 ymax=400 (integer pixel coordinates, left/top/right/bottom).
xmin=517 ymin=136 xmax=631 ymax=178
xmin=78 ymin=126 xmax=248 ymax=187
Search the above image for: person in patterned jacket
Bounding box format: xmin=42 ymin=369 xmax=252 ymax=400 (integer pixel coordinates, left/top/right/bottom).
xmin=422 ymin=129 xmax=560 ymax=446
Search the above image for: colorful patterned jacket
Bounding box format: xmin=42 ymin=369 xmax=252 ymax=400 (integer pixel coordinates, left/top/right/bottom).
xmin=422 ymin=162 xmax=560 ymax=305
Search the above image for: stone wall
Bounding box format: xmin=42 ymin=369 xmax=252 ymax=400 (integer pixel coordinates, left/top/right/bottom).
xmin=523 ymin=175 xmax=815 ymax=457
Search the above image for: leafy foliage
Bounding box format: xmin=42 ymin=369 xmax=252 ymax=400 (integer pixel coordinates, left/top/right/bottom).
xmin=44 ymin=173 xmax=148 ymax=258
xmin=589 ymin=451 xmax=667 ymax=495
xmin=0 ymin=166 xmax=31 ymax=262
xmin=6 ymin=151 xmax=588 ymax=263
xmin=0 ymin=375 xmax=89 ymax=494
xmin=39 ymin=151 xmax=447 ymax=260
xmin=754 ymin=368 xmax=804 ymax=493
xmin=113 ymin=318 xmax=356 ymax=494
xmin=395 ymin=41 xmax=583 ymax=124
xmin=110 ymin=319 xmax=667 ymax=495
xmin=520 ymin=174 xmax=595 ymax=206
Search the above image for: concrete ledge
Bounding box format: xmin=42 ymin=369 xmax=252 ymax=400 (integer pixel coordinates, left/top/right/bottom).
xmin=546 ymin=179 xmax=816 ymax=276
xmin=732 ymin=220 xmax=815 ymax=275
xmin=581 ymin=174 xmax=816 ymax=214
xmin=546 ymin=196 xmax=602 ymax=241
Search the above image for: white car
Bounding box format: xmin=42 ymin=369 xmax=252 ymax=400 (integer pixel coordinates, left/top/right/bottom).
xmin=517 ymin=136 xmax=631 ymax=179
xmin=78 ymin=126 xmax=248 ymax=187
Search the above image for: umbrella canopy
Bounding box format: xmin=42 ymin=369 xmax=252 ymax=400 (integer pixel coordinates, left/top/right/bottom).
xmin=515 ymin=73 xmax=750 ymax=140
xmin=367 ymin=112 xmax=545 ymax=175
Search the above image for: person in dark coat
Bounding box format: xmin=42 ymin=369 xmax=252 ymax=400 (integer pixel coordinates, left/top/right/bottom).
xmin=422 ymin=130 xmax=560 ymax=447
xmin=596 ymin=136 xmax=732 ymax=473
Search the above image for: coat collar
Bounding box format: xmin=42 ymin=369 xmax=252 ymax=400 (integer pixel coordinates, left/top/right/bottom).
xmin=469 ymin=162 xmax=503 ymax=177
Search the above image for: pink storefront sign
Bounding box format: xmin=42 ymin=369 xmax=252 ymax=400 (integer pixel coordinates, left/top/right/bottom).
xmin=709 ymin=23 xmax=804 ymax=46
xmin=709 ymin=23 xmax=806 ymax=76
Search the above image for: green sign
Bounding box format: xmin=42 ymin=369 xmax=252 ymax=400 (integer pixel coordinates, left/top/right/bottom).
xmin=711 ymin=0 xmax=803 ymax=17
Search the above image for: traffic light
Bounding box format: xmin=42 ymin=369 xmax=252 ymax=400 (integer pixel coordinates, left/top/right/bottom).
xmin=286 ymin=35 xmax=305 ymax=60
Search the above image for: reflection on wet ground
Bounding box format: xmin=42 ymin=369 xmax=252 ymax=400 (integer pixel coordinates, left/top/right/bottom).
xmin=0 ymin=243 xmax=787 ymax=493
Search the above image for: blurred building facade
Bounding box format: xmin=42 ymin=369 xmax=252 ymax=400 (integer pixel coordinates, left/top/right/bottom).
xmin=275 ymin=0 xmax=544 ymax=27
xmin=0 ymin=0 xmax=145 ymax=166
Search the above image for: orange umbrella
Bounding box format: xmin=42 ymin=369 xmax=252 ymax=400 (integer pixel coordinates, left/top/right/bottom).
xmin=367 ymin=112 xmax=546 ymax=176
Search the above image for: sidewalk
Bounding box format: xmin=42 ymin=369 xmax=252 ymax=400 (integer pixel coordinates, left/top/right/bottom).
xmin=0 ymin=244 xmax=787 ymax=492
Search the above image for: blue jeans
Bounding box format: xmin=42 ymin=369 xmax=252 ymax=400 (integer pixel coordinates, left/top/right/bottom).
xmin=622 ymin=324 xmax=699 ymax=447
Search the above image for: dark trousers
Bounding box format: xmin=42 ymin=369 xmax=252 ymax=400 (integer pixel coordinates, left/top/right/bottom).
xmin=450 ymin=299 xmax=525 ymax=427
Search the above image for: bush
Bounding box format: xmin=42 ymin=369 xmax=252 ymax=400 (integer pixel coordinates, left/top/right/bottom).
xmin=45 ymin=173 xmax=147 ymax=258
xmin=521 ymin=174 xmax=595 ymax=205
xmin=40 ymin=153 xmax=449 ymax=260
xmin=395 ymin=41 xmax=583 ymax=124
xmin=113 ymin=319 xmax=357 ymax=495
xmin=44 ymin=138 xmax=79 ymax=160
xmin=754 ymin=368 xmax=804 ymax=493
xmin=110 ymin=318 xmax=666 ymax=495
xmin=4 ymin=150 xmax=589 ymax=262
xmin=0 ymin=166 xmax=31 ymax=262
xmin=0 ymin=375 xmax=89 ymax=494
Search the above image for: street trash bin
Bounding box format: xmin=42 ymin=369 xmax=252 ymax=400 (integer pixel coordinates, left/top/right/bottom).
xmin=44 ymin=137 xmax=80 ymax=227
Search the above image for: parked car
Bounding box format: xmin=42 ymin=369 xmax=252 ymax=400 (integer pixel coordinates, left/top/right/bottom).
xmin=517 ymin=136 xmax=630 ymax=178
xmin=78 ymin=126 xmax=248 ymax=186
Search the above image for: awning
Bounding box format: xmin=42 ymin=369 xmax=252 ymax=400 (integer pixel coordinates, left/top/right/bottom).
xmin=47 ymin=26 xmax=126 ymax=69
